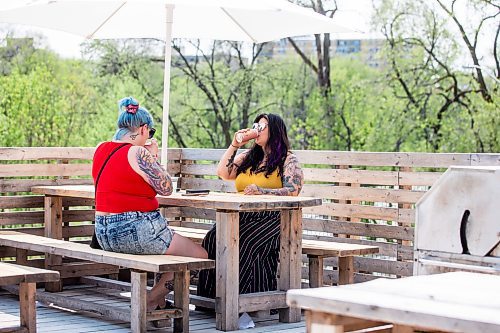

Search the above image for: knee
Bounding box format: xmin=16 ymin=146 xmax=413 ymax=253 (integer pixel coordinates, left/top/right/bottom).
xmin=199 ymin=246 xmax=208 ymax=259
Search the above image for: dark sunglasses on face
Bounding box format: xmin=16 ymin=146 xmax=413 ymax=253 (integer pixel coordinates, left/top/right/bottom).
xmin=141 ymin=124 xmax=156 ymax=139
xmin=148 ymin=127 xmax=156 ymax=139
xmin=252 ymin=122 xmax=267 ymax=132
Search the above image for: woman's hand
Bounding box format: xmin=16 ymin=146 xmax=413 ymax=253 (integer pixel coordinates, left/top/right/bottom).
xmin=232 ymin=129 xmax=253 ymax=148
xmin=144 ymin=138 xmax=159 ymax=159
xmin=243 ymin=184 xmax=263 ymax=195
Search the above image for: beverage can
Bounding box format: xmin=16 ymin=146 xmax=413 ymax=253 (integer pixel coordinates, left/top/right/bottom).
xmin=236 ymin=129 xmax=259 ymax=143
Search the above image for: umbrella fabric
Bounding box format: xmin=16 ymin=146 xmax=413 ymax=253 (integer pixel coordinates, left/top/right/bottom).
xmin=0 ymin=0 xmax=350 ymax=42
xmin=0 ymin=0 xmax=351 ymax=162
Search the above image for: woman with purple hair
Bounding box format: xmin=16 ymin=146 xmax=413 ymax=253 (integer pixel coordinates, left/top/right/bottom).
xmin=197 ymin=113 xmax=304 ymax=305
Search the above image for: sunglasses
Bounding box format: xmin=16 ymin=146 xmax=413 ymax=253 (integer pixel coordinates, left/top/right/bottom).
xmin=252 ymin=122 xmax=268 ymax=132
xmin=141 ymin=124 xmax=156 ymax=139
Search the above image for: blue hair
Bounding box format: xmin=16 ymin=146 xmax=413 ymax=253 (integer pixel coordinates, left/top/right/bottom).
xmin=113 ymin=97 xmax=154 ymax=140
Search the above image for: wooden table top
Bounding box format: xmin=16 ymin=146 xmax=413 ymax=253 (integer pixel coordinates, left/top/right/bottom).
xmin=32 ymin=185 xmax=322 ymax=211
xmin=0 ymin=262 xmax=60 ymax=285
xmin=287 ymin=272 xmax=500 ymax=332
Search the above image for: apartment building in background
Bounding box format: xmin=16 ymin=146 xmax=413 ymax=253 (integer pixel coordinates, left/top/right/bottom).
xmin=261 ymin=36 xmax=386 ymax=69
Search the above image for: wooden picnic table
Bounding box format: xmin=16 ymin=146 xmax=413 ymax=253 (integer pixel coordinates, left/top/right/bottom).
xmin=287 ymin=271 xmax=500 ymax=333
xmin=32 ymin=185 xmax=322 ymax=331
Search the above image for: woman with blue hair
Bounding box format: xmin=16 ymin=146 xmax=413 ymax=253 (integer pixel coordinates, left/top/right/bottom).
xmin=92 ymin=97 xmax=207 ymax=311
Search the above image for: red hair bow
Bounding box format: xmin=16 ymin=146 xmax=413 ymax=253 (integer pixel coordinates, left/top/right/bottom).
xmin=126 ymin=104 xmax=139 ymax=114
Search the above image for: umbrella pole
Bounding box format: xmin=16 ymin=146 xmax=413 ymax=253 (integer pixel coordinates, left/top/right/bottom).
xmin=161 ymin=4 xmax=174 ymax=168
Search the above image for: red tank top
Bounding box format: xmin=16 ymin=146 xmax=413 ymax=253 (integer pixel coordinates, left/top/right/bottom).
xmin=92 ymin=142 xmax=159 ymax=213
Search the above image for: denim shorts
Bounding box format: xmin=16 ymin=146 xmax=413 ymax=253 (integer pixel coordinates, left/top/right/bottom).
xmin=95 ymin=210 xmax=174 ymax=255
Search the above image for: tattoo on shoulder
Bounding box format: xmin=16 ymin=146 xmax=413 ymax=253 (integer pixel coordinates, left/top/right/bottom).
xmin=136 ymin=148 xmax=172 ymax=196
xmin=282 ymin=154 xmax=303 ymax=194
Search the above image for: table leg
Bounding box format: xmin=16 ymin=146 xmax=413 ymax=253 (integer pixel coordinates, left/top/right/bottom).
xmin=44 ymin=196 xmax=63 ymax=292
xmin=308 ymin=255 xmax=324 ymax=288
xmin=215 ymin=211 xmax=239 ymax=331
xmin=338 ymin=257 xmax=354 ymax=285
xmin=130 ymin=270 xmax=147 ymax=333
xmin=279 ymin=208 xmax=302 ymax=323
xmin=19 ymin=282 xmax=36 ymax=333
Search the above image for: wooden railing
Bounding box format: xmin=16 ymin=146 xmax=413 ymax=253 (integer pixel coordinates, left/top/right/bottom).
xmin=1 ymin=147 xmax=499 ymax=285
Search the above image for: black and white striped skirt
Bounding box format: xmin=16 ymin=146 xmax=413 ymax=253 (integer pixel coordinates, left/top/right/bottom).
xmin=197 ymin=211 xmax=281 ymax=298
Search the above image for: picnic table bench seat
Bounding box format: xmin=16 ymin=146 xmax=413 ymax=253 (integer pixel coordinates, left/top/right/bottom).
xmin=0 ymin=231 xmax=214 ymax=333
xmin=170 ymin=226 xmax=379 ymax=288
xmin=0 ymin=262 xmax=60 ymax=333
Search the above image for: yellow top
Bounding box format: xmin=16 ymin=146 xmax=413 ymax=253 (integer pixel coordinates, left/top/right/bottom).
xmin=235 ymin=167 xmax=283 ymax=192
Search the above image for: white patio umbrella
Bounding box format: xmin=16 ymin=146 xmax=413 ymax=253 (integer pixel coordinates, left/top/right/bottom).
xmin=0 ymin=0 xmax=351 ymax=163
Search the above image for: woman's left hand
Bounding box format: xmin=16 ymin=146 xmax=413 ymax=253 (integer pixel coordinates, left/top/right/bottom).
xmin=243 ymin=184 xmax=263 ymax=195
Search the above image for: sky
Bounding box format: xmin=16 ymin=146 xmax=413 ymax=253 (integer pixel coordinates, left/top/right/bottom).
xmin=0 ymin=0 xmax=497 ymax=69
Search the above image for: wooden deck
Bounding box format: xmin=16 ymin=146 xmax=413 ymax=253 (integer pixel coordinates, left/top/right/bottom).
xmin=0 ymin=290 xmax=306 ymax=333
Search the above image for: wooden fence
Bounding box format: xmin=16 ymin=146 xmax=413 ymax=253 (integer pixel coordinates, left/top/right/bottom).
xmin=1 ymin=147 xmax=499 ymax=285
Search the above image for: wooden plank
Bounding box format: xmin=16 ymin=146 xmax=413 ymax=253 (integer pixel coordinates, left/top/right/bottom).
xmin=471 ymin=153 xmax=500 ymax=165
xmin=0 ymin=262 xmax=60 ymax=285
xmin=308 ymin=256 xmax=323 ymax=288
xmin=31 ymin=185 xmax=322 ymax=211
xmin=179 ymin=177 xmax=235 ymax=192
xmin=174 ymin=270 xmax=190 ymax=333
xmin=0 ymin=327 xmax=28 ymax=333
xmin=288 ymin=272 xmax=500 ymax=333
xmin=19 ymin=282 xmax=36 ymax=333
xmin=238 ymin=291 xmax=287 ymax=313
xmin=303 ymin=218 xmax=414 ymax=241
xmin=302 ymin=168 xmax=399 ymax=185
xmin=181 ymin=148 xmax=225 ymax=161
xmin=180 ymin=163 xmax=218 ymax=176
xmin=294 ymin=151 xmax=473 ymax=167
xmin=215 ymin=211 xmax=239 ymax=331
xmin=0 ymin=196 xmax=45 ymax=209
xmin=0 ymin=225 xmax=95 ymax=240
xmin=0 ymin=210 xmax=95 ymax=226
xmin=278 ymin=209 xmax=302 ymax=323
xmin=302 ymin=240 xmax=379 ymax=257
xmin=0 ymin=147 xmax=182 ymax=161
xmin=130 ymin=270 xmax=147 ymax=333
xmin=398 ymin=171 xmax=441 ymax=186
xmin=0 ymin=231 xmax=215 ymax=272
xmin=338 ymin=257 xmax=354 ymax=285
xmin=0 ymin=164 xmax=92 ymax=178
xmin=0 ymin=179 xmax=93 ymax=194
xmin=44 ymin=196 xmax=63 ymax=292
xmin=301 ymin=185 xmax=425 ymax=204
xmin=304 ymin=203 xmax=399 ymax=222
xmin=56 ymin=262 xmax=118 ymax=278
xmin=0 ymin=196 xmax=93 ymax=210
xmin=0 ymin=147 xmax=95 ymax=161
xmin=0 ymin=163 xmax=177 ymax=179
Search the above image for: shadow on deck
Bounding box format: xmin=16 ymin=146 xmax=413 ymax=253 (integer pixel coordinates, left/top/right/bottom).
xmin=0 ymin=290 xmax=305 ymax=333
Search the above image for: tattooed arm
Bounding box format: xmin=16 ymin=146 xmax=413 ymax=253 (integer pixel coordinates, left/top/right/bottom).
xmin=128 ymin=146 xmax=173 ymax=196
xmin=216 ymin=145 xmax=248 ymax=180
xmin=243 ymin=153 xmax=303 ymax=196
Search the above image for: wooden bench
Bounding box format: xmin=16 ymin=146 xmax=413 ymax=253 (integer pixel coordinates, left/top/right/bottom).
xmin=0 ymin=231 xmax=214 ymax=333
xmin=170 ymin=226 xmax=379 ymax=288
xmin=0 ymin=262 xmax=60 ymax=333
